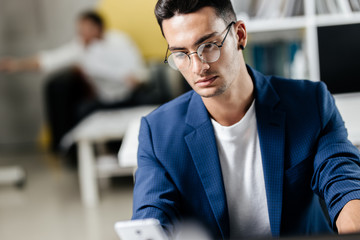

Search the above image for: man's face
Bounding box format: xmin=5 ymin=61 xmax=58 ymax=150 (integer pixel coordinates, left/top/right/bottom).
xmin=162 ymin=7 xmax=242 ymax=98
xmin=77 ymin=19 xmax=102 ymax=46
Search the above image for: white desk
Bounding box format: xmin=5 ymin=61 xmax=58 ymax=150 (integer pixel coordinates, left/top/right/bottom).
xmin=333 ymin=92 xmax=360 ymax=146
xmin=61 ymin=105 xmax=157 ymax=207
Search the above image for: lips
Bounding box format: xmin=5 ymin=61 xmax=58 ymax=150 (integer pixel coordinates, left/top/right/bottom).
xmin=195 ymin=76 xmax=217 ymax=87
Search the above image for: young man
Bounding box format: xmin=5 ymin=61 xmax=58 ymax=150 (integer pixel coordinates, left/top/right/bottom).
xmin=132 ymin=0 xmax=360 ymax=239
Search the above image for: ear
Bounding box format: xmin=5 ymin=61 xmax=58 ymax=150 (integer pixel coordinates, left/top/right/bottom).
xmin=234 ymin=20 xmax=247 ymax=51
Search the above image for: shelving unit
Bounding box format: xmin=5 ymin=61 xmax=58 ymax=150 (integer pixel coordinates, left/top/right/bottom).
xmin=232 ymin=0 xmax=360 ymax=146
xmin=233 ymin=0 xmax=360 ymax=81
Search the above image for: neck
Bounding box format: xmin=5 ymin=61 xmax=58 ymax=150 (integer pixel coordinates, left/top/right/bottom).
xmin=202 ymin=67 xmax=254 ymax=126
xmin=82 ymin=34 xmax=103 ymax=47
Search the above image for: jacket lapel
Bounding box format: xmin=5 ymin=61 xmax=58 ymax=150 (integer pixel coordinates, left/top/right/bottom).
xmin=184 ymin=93 xmax=230 ymax=239
xmin=251 ymin=68 xmax=286 ymax=237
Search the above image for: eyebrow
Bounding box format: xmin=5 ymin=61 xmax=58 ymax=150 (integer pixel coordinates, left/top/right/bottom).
xmin=168 ymin=31 xmax=219 ymax=51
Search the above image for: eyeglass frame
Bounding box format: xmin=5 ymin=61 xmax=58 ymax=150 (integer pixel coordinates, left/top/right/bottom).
xmin=163 ymin=21 xmax=236 ymax=70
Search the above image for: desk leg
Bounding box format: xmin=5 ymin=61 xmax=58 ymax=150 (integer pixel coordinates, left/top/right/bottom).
xmin=78 ymin=140 xmax=99 ymax=207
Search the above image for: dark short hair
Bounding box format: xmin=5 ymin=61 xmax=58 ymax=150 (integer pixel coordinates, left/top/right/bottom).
xmin=155 ymin=0 xmax=236 ymax=34
xmin=79 ymin=10 xmax=104 ymax=31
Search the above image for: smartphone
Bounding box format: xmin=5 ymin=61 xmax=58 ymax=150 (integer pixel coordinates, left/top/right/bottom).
xmin=114 ymin=218 xmax=169 ymax=240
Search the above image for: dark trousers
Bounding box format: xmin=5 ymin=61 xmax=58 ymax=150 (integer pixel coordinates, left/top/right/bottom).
xmin=44 ymin=68 xmax=136 ymax=153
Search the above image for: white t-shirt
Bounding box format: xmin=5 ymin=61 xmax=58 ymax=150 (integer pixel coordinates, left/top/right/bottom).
xmin=211 ymin=100 xmax=271 ymax=239
xmin=38 ymin=30 xmax=146 ymax=103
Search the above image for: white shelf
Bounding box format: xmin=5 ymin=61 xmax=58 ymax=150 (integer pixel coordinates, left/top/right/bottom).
xmin=316 ymin=12 xmax=360 ymax=27
xmin=246 ymin=12 xmax=360 ymax=33
xmin=246 ymin=16 xmax=307 ymax=33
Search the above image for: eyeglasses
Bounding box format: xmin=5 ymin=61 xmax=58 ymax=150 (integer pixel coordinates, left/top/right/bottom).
xmin=164 ymin=21 xmax=235 ymax=71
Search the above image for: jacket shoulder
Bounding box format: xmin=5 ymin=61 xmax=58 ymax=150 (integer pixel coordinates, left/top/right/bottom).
xmin=145 ymin=90 xmax=194 ymax=124
xmin=268 ymin=75 xmax=325 ymax=93
xmin=267 ymin=76 xmax=330 ymax=105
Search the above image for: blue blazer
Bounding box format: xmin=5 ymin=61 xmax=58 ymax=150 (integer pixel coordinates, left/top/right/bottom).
xmin=132 ymin=67 xmax=360 ymax=239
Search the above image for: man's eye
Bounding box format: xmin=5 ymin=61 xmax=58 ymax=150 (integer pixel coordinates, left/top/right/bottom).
xmin=203 ymin=43 xmax=215 ymax=49
xmin=173 ymin=52 xmax=187 ymax=59
xmin=202 ymin=43 xmax=217 ymax=52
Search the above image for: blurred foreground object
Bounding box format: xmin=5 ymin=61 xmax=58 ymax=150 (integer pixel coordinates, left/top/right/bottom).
xmin=0 ymin=166 xmax=26 ymax=188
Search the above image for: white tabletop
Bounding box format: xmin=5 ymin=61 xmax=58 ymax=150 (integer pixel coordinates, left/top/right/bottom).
xmin=334 ymin=92 xmax=360 ymax=146
xmin=60 ymin=105 xmax=158 ymax=149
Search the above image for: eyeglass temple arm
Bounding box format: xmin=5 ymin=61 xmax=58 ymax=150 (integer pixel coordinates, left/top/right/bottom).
xmin=220 ymin=21 xmax=235 ymax=47
xmin=164 ymin=47 xmax=169 ymax=63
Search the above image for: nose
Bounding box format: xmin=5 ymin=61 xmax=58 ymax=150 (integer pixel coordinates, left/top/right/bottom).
xmin=190 ymin=54 xmax=210 ymax=74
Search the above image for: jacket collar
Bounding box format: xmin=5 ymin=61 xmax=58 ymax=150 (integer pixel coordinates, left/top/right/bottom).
xmin=184 ymin=92 xmax=230 ymax=238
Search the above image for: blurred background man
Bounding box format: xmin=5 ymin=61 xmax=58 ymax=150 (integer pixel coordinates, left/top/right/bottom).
xmin=0 ymin=10 xmax=147 ymax=154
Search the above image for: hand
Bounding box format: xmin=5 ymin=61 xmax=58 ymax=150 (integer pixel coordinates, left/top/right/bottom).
xmin=336 ymin=199 xmax=360 ymax=234
xmin=0 ymin=58 xmax=20 ymax=72
xmin=0 ymin=58 xmax=9 ymax=71
xmin=126 ymin=75 xmax=141 ymax=89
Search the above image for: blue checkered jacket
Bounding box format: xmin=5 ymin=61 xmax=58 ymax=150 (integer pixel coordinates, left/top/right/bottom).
xmin=132 ymin=66 xmax=360 ymax=239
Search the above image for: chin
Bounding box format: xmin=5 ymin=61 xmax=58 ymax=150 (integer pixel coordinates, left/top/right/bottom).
xmin=197 ymin=88 xmax=225 ymax=98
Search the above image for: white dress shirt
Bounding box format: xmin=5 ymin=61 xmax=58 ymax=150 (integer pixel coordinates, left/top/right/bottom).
xmin=38 ymin=30 xmax=146 ymax=103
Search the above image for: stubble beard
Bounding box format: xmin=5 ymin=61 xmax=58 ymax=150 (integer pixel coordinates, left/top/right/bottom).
xmin=199 ymin=84 xmax=227 ymax=98
xmin=198 ymin=76 xmax=233 ymax=98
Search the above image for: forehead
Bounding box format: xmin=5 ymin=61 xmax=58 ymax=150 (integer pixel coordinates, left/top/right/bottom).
xmin=162 ymin=7 xmax=227 ymax=48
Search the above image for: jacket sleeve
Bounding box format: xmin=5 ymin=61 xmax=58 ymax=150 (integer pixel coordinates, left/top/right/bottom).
xmin=311 ymin=82 xmax=360 ymax=230
xmin=132 ymin=117 xmax=181 ymax=233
